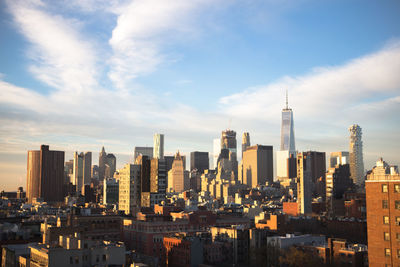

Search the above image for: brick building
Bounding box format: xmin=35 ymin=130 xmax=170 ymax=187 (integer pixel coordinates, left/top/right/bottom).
xmin=366 ymin=158 xmax=400 ymax=267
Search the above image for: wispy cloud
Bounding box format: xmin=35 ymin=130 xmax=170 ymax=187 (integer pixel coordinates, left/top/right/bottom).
xmin=107 ymin=0 xmax=224 ymax=88
xmin=6 ymin=0 xmax=99 ymax=94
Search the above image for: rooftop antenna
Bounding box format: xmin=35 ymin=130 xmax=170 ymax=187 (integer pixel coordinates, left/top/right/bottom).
xmin=285 ymin=88 xmax=288 ymax=109
xmin=228 ymin=118 xmax=232 ymax=130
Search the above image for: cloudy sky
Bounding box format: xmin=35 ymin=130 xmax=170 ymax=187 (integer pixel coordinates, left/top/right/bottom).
xmin=0 ymin=0 xmax=399 ymax=191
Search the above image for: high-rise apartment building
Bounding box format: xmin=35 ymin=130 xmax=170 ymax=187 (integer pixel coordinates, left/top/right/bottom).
xmin=190 ymin=151 xmax=209 ymax=173
xmin=242 ymin=132 xmax=250 ymax=158
xmin=134 ymin=146 xmax=153 ymax=161
xmin=305 ymin=151 xmax=326 ymax=198
xmin=213 ymin=138 xmax=221 ymax=169
xmin=118 ymin=164 xmax=141 ymax=215
xmin=329 ymin=151 xmax=349 ymax=168
xmin=296 ymin=152 xmax=312 ymax=214
xmin=326 ymin=164 xmax=352 ymax=216
xmin=167 ymin=152 xmax=188 ymax=193
xmin=99 ymin=146 xmax=107 ymax=180
xmin=153 ymin=133 xmax=164 ymax=159
xmin=366 ymin=159 xmax=400 ymax=267
xmin=26 ymin=145 xmax=64 ymax=203
xmin=349 ymin=125 xmax=364 ymax=186
xmin=103 ymin=178 xmax=119 ymax=205
xmin=242 ymin=145 xmax=273 ymax=187
xmin=149 ymin=158 xmax=167 ymax=207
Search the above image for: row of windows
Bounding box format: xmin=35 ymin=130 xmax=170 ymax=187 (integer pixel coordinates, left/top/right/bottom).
xmin=382 ymin=200 xmax=400 ymax=209
xmin=383 ymin=232 xmax=400 ymax=241
xmin=383 ymin=216 xmax=400 ymax=225
xmin=382 ymin=184 xmax=400 ymax=193
xmin=384 ymin=248 xmax=400 ymax=258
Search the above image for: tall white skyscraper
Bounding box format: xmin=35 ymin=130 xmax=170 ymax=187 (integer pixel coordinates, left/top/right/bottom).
xmin=281 ymin=90 xmax=295 ymax=152
xmin=213 ymin=138 xmax=221 ymax=169
xmin=277 ymin=90 xmax=296 ymax=179
xmin=153 ymin=133 xmax=164 ymax=160
xmin=349 ymin=124 xmax=364 ymax=185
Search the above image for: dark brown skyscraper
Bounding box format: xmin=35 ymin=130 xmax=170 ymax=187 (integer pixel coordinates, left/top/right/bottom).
xmin=26 ymin=145 xmax=64 ymax=203
xmin=190 ymin=151 xmax=209 ymax=173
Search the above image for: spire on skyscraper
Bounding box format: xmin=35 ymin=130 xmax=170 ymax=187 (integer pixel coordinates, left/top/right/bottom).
xmin=286 ymin=88 xmax=288 ymax=109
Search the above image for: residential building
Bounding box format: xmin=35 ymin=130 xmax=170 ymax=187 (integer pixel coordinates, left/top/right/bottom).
xmin=163 ymin=235 xmax=203 ymax=267
xmin=119 ymin=164 xmax=141 ymax=215
xmin=242 ymin=145 xmax=273 ymax=187
xmin=349 ymin=125 xmax=365 ymax=186
xmin=103 ymin=178 xmax=119 ymax=205
xmin=366 ymin=158 xmax=400 ymax=267
xmin=297 ymin=152 xmax=312 ymax=214
xmin=153 ymin=134 xmax=164 ymax=160
xmin=27 ymin=145 xmax=64 ymax=203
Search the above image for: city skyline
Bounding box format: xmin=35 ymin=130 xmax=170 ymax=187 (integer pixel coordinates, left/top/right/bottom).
xmin=1 ymin=0 xmax=400 ymax=190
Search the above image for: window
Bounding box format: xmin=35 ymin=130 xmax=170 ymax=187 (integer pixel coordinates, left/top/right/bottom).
xmin=397 ymin=233 xmax=400 ymax=241
xmin=395 ymin=184 xmax=400 ymax=193
xmin=384 ymin=216 xmax=390 ymax=224
xmin=384 ymin=232 xmax=390 ymax=241
xmin=398 ymin=249 xmax=400 ymax=259
xmin=397 ymin=217 xmax=400 ymax=226
xmin=385 ymin=248 xmax=391 ymax=257
xmin=396 ymin=201 xmax=400 ymax=210
xmin=382 ymin=184 xmax=388 ymax=193
xmin=383 ymin=200 xmax=389 ymax=209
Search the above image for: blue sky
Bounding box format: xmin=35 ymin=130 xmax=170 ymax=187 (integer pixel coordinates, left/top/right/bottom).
xmin=0 ymin=0 xmax=399 ymax=190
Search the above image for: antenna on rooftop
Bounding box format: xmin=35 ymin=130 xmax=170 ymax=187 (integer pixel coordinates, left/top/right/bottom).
xmin=285 ymin=88 xmax=288 ymax=109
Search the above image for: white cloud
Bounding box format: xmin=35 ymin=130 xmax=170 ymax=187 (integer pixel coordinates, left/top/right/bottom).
xmin=6 ymin=0 xmax=98 ymax=94
xmin=108 ymin=0 xmax=224 ymax=88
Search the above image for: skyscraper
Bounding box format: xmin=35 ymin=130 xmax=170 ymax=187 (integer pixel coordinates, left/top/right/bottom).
xmin=297 ymin=152 xmax=312 ymax=214
xmin=277 ymin=91 xmax=296 ymax=179
xmin=73 ymin=152 xmax=83 ymax=194
xmin=242 ymin=145 xmax=273 ymax=187
xmin=213 ymin=138 xmax=221 ymax=169
xmin=241 ymin=132 xmax=250 ymax=158
xmin=153 ymin=133 xmax=164 ymax=159
xmin=26 ymin=145 xmax=64 ymax=203
xmin=106 ymin=153 xmax=116 ymax=178
xmin=134 ymin=146 xmax=153 ymax=161
xmin=281 ymin=90 xmax=295 ymax=152
xmin=349 ymin=124 xmax=364 ymax=186
xmin=99 ymin=146 xmax=107 ymax=181
xmin=83 ymin=152 xmax=92 ymax=185
xmin=167 ymin=152 xmax=188 ymax=193
xmin=220 ymin=129 xmax=238 ymax=179
xmin=190 ymin=151 xmax=209 ymax=173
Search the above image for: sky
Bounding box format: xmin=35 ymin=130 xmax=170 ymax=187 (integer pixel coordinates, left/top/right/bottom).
xmin=0 ymin=0 xmax=399 ymax=191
